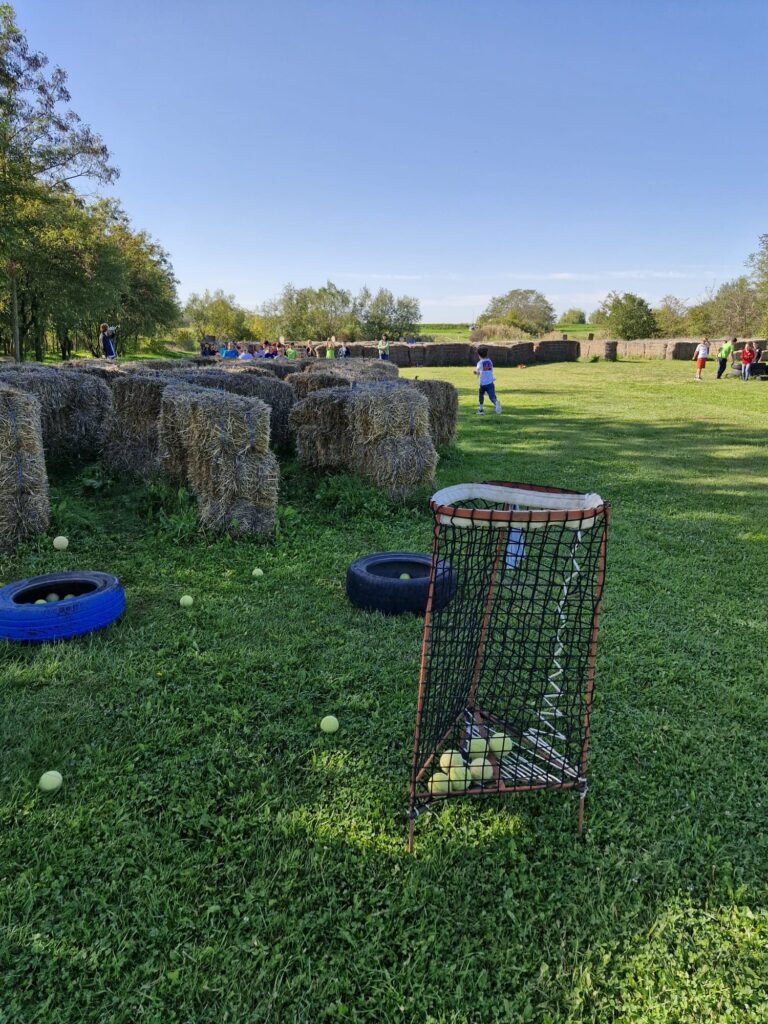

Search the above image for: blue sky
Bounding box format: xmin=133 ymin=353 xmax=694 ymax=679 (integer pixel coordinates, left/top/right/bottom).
xmin=18 ymin=0 xmax=768 ymax=320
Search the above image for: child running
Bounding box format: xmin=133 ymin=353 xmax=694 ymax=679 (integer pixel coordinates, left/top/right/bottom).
xmin=474 ymin=346 xmax=502 ymax=415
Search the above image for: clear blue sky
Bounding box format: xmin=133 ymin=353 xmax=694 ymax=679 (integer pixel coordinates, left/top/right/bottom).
xmin=18 ymin=0 xmax=768 ymax=320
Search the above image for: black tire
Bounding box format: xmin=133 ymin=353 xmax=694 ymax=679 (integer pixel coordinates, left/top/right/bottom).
xmin=0 ymin=571 xmax=126 ymax=643
xmin=346 ymin=552 xmax=456 ymax=616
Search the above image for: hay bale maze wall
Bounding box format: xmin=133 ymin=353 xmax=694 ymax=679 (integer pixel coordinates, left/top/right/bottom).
xmin=408 ymin=379 xmax=459 ymax=447
xmin=0 ymin=366 xmax=112 ymax=466
xmin=160 ymin=385 xmax=278 ymax=536
xmin=286 ymin=372 xmax=351 ymax=401
xmin=290 ymin=382 xmax=437 ymax=499
xmin=103 ymin=372 xmax=170 ymax=478
xmin=0 ymin=383 xmax=49 ymax=551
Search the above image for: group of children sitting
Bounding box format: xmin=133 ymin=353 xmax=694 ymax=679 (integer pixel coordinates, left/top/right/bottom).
xmin=208 ymin=337 xmax=354 ymax=363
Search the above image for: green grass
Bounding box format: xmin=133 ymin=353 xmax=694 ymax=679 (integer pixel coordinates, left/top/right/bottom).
xmin=421 ymin=323 xmax=472 ymax=341
xmin=554 ymin=323 xmax=600 ymax=339
xmin=2 ymin=361 xmax=768 ymax=1022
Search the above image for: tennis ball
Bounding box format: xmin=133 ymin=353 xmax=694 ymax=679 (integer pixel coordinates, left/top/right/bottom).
xmin=449 ymin=765 xmax=472 ymax=792
xmin=179 ymin=595 xmax=194 ymax=608
xmin=38 ymin=770 xmax=63 ymax=793
xmin=467 ymin=737 xmax=490 ymax=760
xmin=63 ymin=594 xmax=75 ymax=601
xmin=470 ymin=757 xmax=494 ymax=783
xmin=439 ymin=749 xmax=464 ymax=772
xmin=45 ymin=593 xmax=60 ymax=603
xmin=399 ymin=572 xmax=411 ymax=580
xmin=489 ymin=733 xmax=514 ymax=757
xmin=252 ymin=568 xmax=264 ymax=578
xmin=52 ymin=536 xmax=69 ymax=551
xmin=34 ymin=599 xmax=47 ymax=605
xmin=320 ymin=715 xmax=339 ymax=733
xmin=428 ymin=771 xmax=450 ymax=796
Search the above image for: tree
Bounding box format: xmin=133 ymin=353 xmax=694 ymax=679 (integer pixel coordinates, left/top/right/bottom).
xmin=707 ymin=278 xmax=760 ymax=337
xmin=604 ymin=292 xmax=658 ymax=340
xmin=184 ymin=289 xmax=244 ymax=342
xmin=557 ymin=308 xmax=586 ymax=325
xmin=0 ymin=4 xmax=117 ymax=359
xmin=746 ymin=236 xmax=768 ymax=333
xmin=478 ymin=289 xmax=555 ymax=335
xmin=653 ymin=295 xmax=689 ymax=337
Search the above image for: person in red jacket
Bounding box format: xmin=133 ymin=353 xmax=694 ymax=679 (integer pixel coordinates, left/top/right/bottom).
xmin=741 ymin=341 xmax=756 ymax=381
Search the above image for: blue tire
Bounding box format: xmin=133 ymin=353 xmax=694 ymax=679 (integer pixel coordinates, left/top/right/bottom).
xmin=0 ymin=571 xmax=126 ymax=643
xmin=346 ymin=552 xmax=456 ymax=616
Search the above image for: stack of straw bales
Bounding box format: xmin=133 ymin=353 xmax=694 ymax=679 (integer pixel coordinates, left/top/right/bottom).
xmin=120 ymin=358 xmax=196 ymax=372
xmin=289 ymin=381 xmax=437 ymax=498
xmin=288 ymin=387 xmax=353 ymax=470
xmin=103 ymin=371 xmax=171 ymax=477
xmin=0 ymin=383 xmax=49 ymax=550
xmin=61 ymin=359 xmax=125 ymax=388
xmin=305 ymin=358 xmax=399 ymax=381
xmin=408 ymin=379 xmax=459 ymax=448
xmin=0 ymin=365 xmax=112 ymax=465
xmin=285 ymin=372 xmax=351 ymax=401
xmin=160 ymin=385 xmax=279 ymax=535
xmin=347 ymin=384 xmax=436 ymax=498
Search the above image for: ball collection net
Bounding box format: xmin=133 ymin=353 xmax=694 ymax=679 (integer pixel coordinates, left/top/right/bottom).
xmin=409 ymin=482 xmax=609 ymax=843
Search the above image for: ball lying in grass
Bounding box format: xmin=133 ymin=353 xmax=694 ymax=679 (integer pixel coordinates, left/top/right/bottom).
xmin=320 ymin=715 xmax=339 ymax=734
xmin=38 ymin=770 xmax=62 ymax=793
xmin=252 ymin=568 xmax=264 ymax=578
xmin=449 ymin=765 xmax=472 ymax=792
xmin=179 ymin=595 xmax=194 ymax=608
xmin=470 ymin=757 xmax=494 ymax=783
xmin=399 ymin=572 xmax=411 ymax=580
xmin=428 ymin=771 xmax=450 ymax=796
xmin=489 ymin=733 xmax=514 ymax=757
xmin=439 ymin=749 xmax=464 ymax=772
xmin=52 ymin=536 xmax=69 ymax=551
xmin=46 ymin=593 xmax=60 ymax=603
xmin=467 ymin=737 xmax=490 ymax=760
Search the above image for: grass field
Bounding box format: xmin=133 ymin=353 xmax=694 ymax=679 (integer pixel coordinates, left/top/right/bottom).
xmin=554 ymin=323 xmax=600 ymax=339
xmin=2 ymin=361 xmax=767 ymax=1022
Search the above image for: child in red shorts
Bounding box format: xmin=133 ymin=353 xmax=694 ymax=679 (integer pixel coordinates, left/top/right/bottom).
xmin=693 ymin=338 xmax=710 ymax=380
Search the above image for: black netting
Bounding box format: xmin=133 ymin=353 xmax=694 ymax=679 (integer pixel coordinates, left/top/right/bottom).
xmin=410 ymin=483 xmax=609 ymax=825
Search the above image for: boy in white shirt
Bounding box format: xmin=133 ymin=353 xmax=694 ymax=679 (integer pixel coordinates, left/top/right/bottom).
xmin=693 ymin=338 xmax=710 ymax=380
xmin=474 ymin=346 xmax=502 ymax=415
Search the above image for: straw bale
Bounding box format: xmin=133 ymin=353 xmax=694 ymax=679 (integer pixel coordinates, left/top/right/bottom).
xmin=175 ymin=368 xmax=295 ymax=449
xmin=0 ymin=383 xmax=50 ymax=551
xmin=351 ymin=435 xmax=438 ymax=499
xmin=286 ymin=372 xmax=351 ymax=401
xmin=104 ymin=373 xmax=170 ymax=477
xmin=346 ymin=383 xmax=430 ymax=443
xmin=409 ymin=379 xmax=458 ymax=447
xmin=271 ymin=358 xmax=313 ymax=379
xmin=161 ymin=385 xmax=277 ymax=536
xmin=288 ymin=387 xmax=352 ymax=432
xmin=120 ymin=358 xmax=197 ymax=372
xmin=293 ymin=427 xmax=350 ymax=470
xmin=308 ymin=358 xmax=398 ymax=381
xmin=0 ymin=366 xmax=111 ymax=465
xmin=61 ymin=359 xmax=125 ymax=388
xmin=214 ymin=361 xmax=276 ymax=376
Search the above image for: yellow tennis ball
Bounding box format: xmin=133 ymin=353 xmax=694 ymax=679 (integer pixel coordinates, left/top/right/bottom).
xmin=467 ymin=737 xmax=490 ymax=760
xmin=45 ymin=593 xmax=60 ymax=603
xmin=399 ymin=572 xmax=411 ymax=580
xmin=489 ymin=733 xmax=514 ymax=757
xmin=449 ymin=765 xmax=472 ymax=792
xmin=63 ymin=594 xmax=75 ymax=601
xmin=320 ymin=715 xmax=339 ymax=733
xmin=52 ymin=536 xmax=69 ymax=551
xmin=428 ymin=771 xmax=450 ymax=796
xmin=439 ymin=749 xmax=464 ymax=772
xmin=34 ymin=599 xmax=47 ymax=605
xmin=470 ymin=757 xmax=494 ymax=783
xmin=252 ymin=568 xmax=264 ymax=578
xmin=38 ymin=770 xmax=63 ymax=793
xmin=179 ymin=595 xmax=194 ymax=608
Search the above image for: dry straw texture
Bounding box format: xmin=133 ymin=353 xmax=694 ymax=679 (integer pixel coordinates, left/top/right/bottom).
xmin=408 ymin=379 xmax=459 ymax=448
xmin=104 ymin=373 xmax=170 ymax=478
xmin=61 ymin=359 xmax=125 ymax=388
xmin=0 ymin=383 xmax=50 ymax=551
xmin=346 ymin=383 xmax=430 ymax=443
xmin=305 ymin=358 xmax=399 ymax=381
xmin=160 ymin=385 xmax=278 ymax=536
xmin=194 ymin=369 xmax=295 ymax=450
xmin=286 ymin=372 xmax=351 ymax=401
xmin=120 ymin=359 xmax=196 ymax=372
xmin=0 ymin=366 xmax=111 ymax=465
xmin=289 ymin=387 xmax=354 ymax=470
xmin=352 ymin=436 xmax=438 ymax=499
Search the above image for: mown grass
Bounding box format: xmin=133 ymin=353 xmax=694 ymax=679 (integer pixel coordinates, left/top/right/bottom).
xmin=555 ymin=323 xmax=600 ymax=339
xmin=1 ymin=361 xmax=767 ymax=1023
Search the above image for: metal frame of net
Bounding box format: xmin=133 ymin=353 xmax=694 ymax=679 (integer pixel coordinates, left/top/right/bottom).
xmin=408 ymin=481 xmax=609 ymax=850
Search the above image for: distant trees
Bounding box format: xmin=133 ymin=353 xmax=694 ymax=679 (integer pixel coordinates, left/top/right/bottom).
xmin=260 ymin=282 xmax=420 ymax=341
xmin=557 ymin=308 xmax=586 ymax=325
xmin=653 ymin=295 xmax=689 ymax=337
xmin=0 ymin=4 xmax=179 ymax=358
xmin=597 ymin=292 xmax=658 ymax=340
xmin=478 ymin=289 xmax=555 ymax=335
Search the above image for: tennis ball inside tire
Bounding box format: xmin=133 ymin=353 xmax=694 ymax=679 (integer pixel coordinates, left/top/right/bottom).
xmin=399 ymin=572 xmax=411 ymax=580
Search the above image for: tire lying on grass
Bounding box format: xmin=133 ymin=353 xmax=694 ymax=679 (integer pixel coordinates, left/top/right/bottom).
xmin=0 ymin=571 xmax=126 ymax=642
xmin=346 ymin=552 xmax=456 ymax=616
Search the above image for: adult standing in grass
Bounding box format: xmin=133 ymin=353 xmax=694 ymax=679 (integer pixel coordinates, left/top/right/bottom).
xmin=716 ymin=338 xmax=735 ymax=379
xmin=741 ymin=341 xmax=756 ymax=381
xmin=693 ymin=337 xmax=710 ymax=381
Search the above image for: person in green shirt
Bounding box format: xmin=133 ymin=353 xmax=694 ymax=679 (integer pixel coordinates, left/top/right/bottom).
xmin=377 ymin=334 xmax=390 ymax=360
xmin=325 ymin=335 xmax=337 ymax=359
xmin=285 ymin=342 xmax=297 ymax=359
xmin=717 ymin=337 xmax=735 ymax=379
